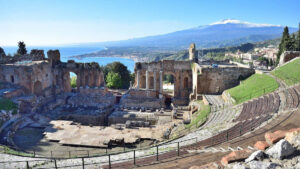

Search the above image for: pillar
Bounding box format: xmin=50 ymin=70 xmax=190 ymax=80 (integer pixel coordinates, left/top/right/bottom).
xmin=136 ymin=71 xmax=140 ymax=89
xmin=153 ymin=71 xmax=157 ymax=91
xmin=159 ymin=71 xmax=163 ymax=93
xmin=146 ymin=70 xmax=149 ymax=90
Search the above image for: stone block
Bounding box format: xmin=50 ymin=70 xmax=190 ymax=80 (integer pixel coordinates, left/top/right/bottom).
xmin=285 ymin=131 xmax=300 ymax=148
xmin=266 ymin=139 xmax=295 ymax=159
xmin=221 ymin=149 xmax=253 ymax=165
xmin=248 ymin=161 xmax=279 ymax=169
xmin=265 ymin=130 xmax=288 ymax=145
xmin=245 ymin=150 xmax=265 ymax=162
xmin=254 ymin=141 xmax=270 ymax=151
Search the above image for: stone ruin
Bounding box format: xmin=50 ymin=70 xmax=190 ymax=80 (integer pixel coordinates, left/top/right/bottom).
xmin=279 ymin=51 xmax=300 ymax=65
xmin=120 ymin=43 xmax=255 ymax=109
xmin=0 ymin=44 xmax=255 ymax=148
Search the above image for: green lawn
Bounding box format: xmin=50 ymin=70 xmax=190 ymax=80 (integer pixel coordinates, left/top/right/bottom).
xmin=185 ymin=101 xmax=211 ymax=129
xmin=271 ymin=58 xmax=300 ymax=86
xmin=0 ymin=145 xmax=34 ymax=157
xmin=226 ymin=74 xmax=279 ymax=104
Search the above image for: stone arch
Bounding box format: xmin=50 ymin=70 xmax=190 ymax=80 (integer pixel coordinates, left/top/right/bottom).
xmin=33 ymin=81 xmax=43 ymax=96
xmin=10 ymin=75 xmax=15 ymax=83
xmin=184 ymin=77 xmax=189 ymax=88
xmin=163 ymin=72 xmax=175 ymax=96
xmin=149 ymin=76 xmax=154 ymax=89
xmin=141 ymin=76 xmax=146 ymax=88
xmin=69 ymin=71 xmax=78 ymax=90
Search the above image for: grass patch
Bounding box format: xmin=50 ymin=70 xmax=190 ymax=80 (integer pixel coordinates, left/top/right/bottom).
xmin=185 ymin=101 xmax=211 ymax=129
xmin=272 ymin=58 xmax=300 ymax=86
xmin=0 ymin=145 xmax=34 ymax=157
xmin=227 ymin=74 xmax=279 ymax=104
xmin=0 ymin=98 xmax=18 ymax=113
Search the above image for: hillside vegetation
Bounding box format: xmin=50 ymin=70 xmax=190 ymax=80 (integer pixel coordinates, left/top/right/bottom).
xmin=0 ymin=98 xmax=17 ymax=113
xmin=185 ymin=101 xmax=211 ymax=129
xmin=226 ymin=74 xmax=279 ymax=104
xmin=272 ymin=57 xmax=300 ymax=86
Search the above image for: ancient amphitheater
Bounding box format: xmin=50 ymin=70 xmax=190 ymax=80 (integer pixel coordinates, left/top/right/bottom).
xmin=0 ymin=44 xmax=300 ymax=169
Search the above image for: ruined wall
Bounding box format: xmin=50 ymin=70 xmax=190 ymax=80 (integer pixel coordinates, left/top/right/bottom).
xmin=67 ymin=93 xmax=115 ymax=108
xmin=279 ymin=51 xmax=300 ymax=65
xmin=134 ymin=60 xmax=193 ymax=99
xmin=0 ymin=50 xmax=106 ymax=97
xmin=0 ymin=61 xmax=54 ymax=96
xmin=195 ymin=67 xmax=255 ymax=94
xmin=53 ymin=60 xmax=105 ymax=93
xmin=0 ymin=49 xmax=46 ymax=64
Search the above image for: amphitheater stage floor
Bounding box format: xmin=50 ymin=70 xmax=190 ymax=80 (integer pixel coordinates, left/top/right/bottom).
xmin=44 ymin=120 xmax=170 ymax=148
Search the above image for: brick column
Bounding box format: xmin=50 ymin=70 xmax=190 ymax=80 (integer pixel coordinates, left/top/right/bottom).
xmin=153 ymin=71 xmax=157 ymax=91
xmin=159 ymin=71 xmax=163 ymax=93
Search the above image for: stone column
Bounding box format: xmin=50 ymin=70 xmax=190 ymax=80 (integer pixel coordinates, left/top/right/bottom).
xmin=136 ymin=71 xmax=140 ymax=89
xmin=159 ymin=71 xmax=163 ymax=93
xmin=146 ymin=70 xmax=149 ymax=90
xmin=153 ymin=71 xmax=157 ymax=91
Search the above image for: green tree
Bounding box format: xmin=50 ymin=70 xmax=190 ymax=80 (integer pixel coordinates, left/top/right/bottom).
xmin=296 ymin=22 xmax=300 ymax=51
xmin=70 ymin=76 xmax=77 ymax=88
xmin=277 ymin=26 xmax=291 ymax=64
xmin=106 ymin=72 xmax=122 ymax=89
xmin=103 ymin=62 xmax=131 ymax=89
xmin=164 ymin=74 xmax=174 ymax=83
xmin=17 ymin=41 xmax=27 ymax=55
xmin=0 ymin=47 xmax=6 ymax=57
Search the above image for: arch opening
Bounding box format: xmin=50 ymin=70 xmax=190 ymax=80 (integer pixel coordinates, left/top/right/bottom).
xmin=149 ymin=76 xmax=154 ymax=89
xmin=33 ymin=81 xmax=43 ymax=96
xmin=141 ymin=76 xmax=146 ymax=88
xmin=184 ymin=77 xmax=189 ymax=88
xmin=10 ymin=75 xmax=14 ymax=83
xmin=70 ymin=72 xmax=78 ymax=90
xmin=163 ymin=74 xmax=175 ymax=96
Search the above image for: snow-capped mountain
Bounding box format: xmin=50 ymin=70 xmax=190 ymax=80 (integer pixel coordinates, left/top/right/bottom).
xmin=94 ymin=19 xmax=297 ymax=49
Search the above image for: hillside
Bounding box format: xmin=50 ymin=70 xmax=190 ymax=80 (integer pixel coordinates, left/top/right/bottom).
xmin=272 ymin=57 xmax=300 ymax=86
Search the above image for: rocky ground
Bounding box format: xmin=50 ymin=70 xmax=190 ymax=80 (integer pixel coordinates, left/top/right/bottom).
xmin=224 ymin=129 xmax=300 ymax=169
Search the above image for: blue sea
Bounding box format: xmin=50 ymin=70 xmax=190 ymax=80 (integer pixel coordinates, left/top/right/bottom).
xmin=2 ymin=46 xmax=135 ymax=72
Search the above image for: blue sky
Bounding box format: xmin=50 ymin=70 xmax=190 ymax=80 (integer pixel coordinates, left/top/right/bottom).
xmin=0 ymin=0 xmax=299 ymax=46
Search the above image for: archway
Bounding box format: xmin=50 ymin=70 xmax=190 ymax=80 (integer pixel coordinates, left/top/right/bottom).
xmin=70 ymin=72 xmax=78 ymax=90
xmin=163 ymin=73 xmax=175 ymax=96
xmin=184 ymin=77 xmax=189 ymax=88
xmin=141 ymin=76 xmax=146 ymax=88
xmin=149 ymin=76 xmax=154 ymax=89
xmin=33 ymin=81 xmax=43 ymax=96
xmin=10 ymin=75 xmax=14 ymax=83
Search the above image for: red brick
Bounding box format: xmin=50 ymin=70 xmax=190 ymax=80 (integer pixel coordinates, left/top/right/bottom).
xmin=265 ymin=130 xmax=288 ymax=145
xmin=221 ymin=149 xmax=253 ymax=165
xmin=254 ymin=141 xmax=270 ymax=151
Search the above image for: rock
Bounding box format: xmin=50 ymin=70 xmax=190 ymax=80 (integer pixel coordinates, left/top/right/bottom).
xmin=190 ymin=162 xmax=218 ymax=169
xmin=285 ymin=131 xmax=300 ymax=148
xmin=225 ymin=162 xmax=248 ymax=169
xmin=265 ymin=130 xmax=287 ymax=145
xmin=221 ymin=149 xmax=253 ymax=165
xmin=266 ymin=139 xmax=295 ymax=159
xmin=288 ymin=127 xmax=300 ymax=133
xmin=254 ymin=141 xmax=270 ymax=151
xmin=248 ymin=161 xmax=279 ymax=169
xmin=245 ymin=150 xmax=265 ymax=162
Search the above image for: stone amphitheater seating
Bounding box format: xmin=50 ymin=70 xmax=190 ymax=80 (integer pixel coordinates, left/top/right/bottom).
xmin=184 ymin=84 xmax=300 ymax=151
